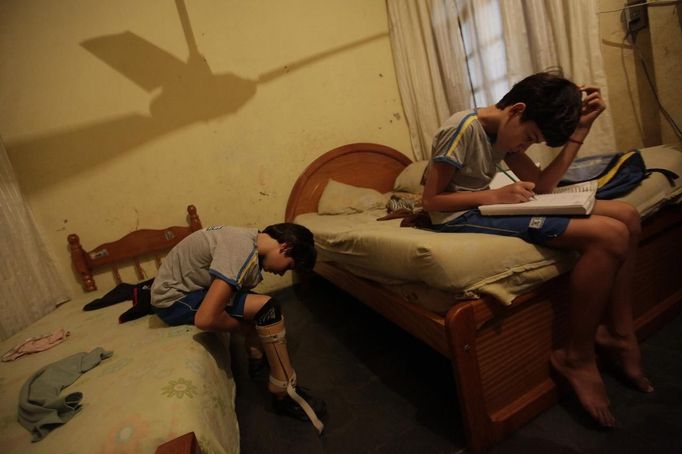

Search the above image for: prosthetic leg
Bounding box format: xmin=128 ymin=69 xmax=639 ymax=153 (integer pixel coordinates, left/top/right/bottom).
xmin=242 ymin=325 xmax=268 ymax=380
xmin=255 ymin=301 xmax=325 ymax=434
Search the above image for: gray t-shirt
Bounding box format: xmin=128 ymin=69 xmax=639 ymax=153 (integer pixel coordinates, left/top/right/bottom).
xmin=422 ymin=110 xmax=507 ymax=225
xmin=151 ymin=226 xmax=262 ymax=308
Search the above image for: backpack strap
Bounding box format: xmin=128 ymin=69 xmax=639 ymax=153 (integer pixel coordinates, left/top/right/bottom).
xmin=645 ymin=168 xmax=679 ymax=186
xmin=596 ymin=150 xmax=638 ymax=189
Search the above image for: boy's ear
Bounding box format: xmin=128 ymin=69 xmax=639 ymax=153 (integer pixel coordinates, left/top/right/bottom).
xmin=509 ymin=102 xmax=527 ymax=116
xmin=278 ymin=242 xmax=290 ymax=254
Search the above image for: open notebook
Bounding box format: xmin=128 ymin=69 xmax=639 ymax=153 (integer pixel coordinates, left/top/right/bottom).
xmin=480 ymin=180 xmax=597 ymax=216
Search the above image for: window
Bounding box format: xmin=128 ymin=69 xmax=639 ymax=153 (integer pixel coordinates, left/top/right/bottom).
xmin=456 ymin=0 xmax=509 ymax=107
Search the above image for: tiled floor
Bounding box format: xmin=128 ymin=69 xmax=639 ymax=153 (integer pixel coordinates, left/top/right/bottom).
xmin=233 ymin=277 xmax=682 ymax=453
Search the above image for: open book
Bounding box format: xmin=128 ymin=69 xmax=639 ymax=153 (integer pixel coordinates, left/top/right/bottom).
xmin=479 ymin=180 xmax=597 ymax=216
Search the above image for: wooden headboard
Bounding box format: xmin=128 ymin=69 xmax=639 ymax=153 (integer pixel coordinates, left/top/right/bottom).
xmin=285 ymin=143 xmax=412 ymax=222
xmin=67 ymin=205 xmax=202 ymax=292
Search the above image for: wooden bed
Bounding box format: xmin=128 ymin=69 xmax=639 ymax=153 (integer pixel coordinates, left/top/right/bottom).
xmin=66 ymin=205 xmax=205 ymax=452
xmin=45 ymin=205 xmax=224 ymax=453
xmin=0 ymin=205 xmax=236 ymax=453
xmin=285 ymin=143 xmax=682 ymax=452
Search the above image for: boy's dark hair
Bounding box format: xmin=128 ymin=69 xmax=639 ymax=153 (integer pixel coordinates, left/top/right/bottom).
xmin=262 ymin=223 xmax=317 ymax=272
xmin=496 ymin=72 xmax=582 ymax=147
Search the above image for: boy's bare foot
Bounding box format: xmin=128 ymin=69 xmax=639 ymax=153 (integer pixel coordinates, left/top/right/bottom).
xmin=596 ymin=325 xmax=654 ymax=393
xmin=550 ymin=349 xmax=617 ymax=428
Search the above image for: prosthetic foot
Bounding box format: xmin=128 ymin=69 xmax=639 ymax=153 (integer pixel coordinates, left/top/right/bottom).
xmin=256 ymin=316 xmax=325 ymax=434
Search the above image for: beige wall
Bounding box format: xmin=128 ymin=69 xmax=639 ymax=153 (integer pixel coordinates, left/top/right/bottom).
xmin=0 ymin=0 xmax=412 ymax=296
xmin=599 ymin=0 xmax=682 ymax=149
xmin=3 ymin=1 xmax=680 ymax=297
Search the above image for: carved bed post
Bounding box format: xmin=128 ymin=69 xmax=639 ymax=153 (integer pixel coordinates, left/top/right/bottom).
xmin=68 ymin=234 xmax=97 ymax=291
xmin=187 ymin=205 xmax=202 ymax=231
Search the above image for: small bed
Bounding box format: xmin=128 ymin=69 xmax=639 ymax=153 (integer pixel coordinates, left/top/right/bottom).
xmin=286 ymin=142 xmax=682 ymax=452
xmin=0 ymin=206 xmax=239 ymax=454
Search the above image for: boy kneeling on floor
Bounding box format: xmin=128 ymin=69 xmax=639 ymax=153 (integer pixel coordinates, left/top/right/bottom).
xmin=150 ymin=222 xmax=326 ymax=434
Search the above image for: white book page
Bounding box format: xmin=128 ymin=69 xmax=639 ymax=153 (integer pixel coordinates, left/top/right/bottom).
xmin=552 ymin=180 xmax=598 ymax=194
xmin=529 ymin=192 xmax=591 ymax=206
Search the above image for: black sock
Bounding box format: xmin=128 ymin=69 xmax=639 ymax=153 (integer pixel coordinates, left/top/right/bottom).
xmin=82 ymin=283 xmax=134 ymax=311
xmin=118 ymin=283 xmax=153 ymax=323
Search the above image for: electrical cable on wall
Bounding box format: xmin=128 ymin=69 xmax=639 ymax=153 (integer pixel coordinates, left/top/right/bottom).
xmin=622 ymin=5 xmax=682 ymax=141
xmin=598 ymin=0 xmax=682 ymax=15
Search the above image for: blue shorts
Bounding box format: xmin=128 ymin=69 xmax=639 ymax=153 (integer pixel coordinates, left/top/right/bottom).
xmin=152 ymin=288 xmax=251 ymax=326
xmin=432 ymin=209 xmax=571 ymax=244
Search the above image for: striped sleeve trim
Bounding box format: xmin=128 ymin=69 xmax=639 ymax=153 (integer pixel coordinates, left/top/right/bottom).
xmin=235 ymin=249 xmax=259 ymax=287
xmin=433 ymin=155 xmax=464 ymax=169
xmin=443 ymin=112 xmax=477 ymax=161
xmin=208 ymin=269 xmax=240 ymax=290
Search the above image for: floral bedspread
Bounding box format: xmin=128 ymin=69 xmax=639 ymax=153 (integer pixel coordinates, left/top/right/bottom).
xmin=0 ymin=290 xmax=238 ymax=453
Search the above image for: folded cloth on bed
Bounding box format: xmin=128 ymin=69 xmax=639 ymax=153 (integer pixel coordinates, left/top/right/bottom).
xmin=2 ymin=329 xmax=70 ymax=362
xmin=18 ymin=347 xmax=113 ymax=441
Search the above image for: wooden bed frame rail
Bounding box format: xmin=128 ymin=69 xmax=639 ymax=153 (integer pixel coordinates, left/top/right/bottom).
xmin=287 ymin=143 xmax=682 ymax=452
xmin=68 ymin=205 xmax=202 ymax=291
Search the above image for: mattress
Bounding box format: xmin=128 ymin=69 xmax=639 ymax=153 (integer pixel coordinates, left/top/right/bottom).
xmin=295 ymin=144 xmax=682 ymax=310
xmin=0 ymin=290 xmax=239 ymax=453
xmin=296 ymin=210 xmax=576 ymax=307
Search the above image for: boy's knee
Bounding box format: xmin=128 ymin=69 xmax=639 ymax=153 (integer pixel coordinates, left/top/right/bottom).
xmin=622 ymin=205 xmax=641 ymax=238
xmin=600 ymin=220 xmax=630 ymax=261
xmin=255 ymin=297 xmax=282 ymax=326
xmin=606 ymin=201 xmax=641 ymax=238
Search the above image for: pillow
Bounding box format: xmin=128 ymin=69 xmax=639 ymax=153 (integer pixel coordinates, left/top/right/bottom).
xmin=393 ymin=160 xmax=428 ymax=193
xmin=318 ymin=179 xmax=388 ymax=215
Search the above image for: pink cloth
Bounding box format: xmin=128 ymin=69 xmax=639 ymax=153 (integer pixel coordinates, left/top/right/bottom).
xmin=2 ymin=328 xmax=70 ymax=362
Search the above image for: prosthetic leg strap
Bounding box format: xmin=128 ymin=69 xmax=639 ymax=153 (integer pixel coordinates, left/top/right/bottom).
xmin=258 ymin=318 xmax=324 ymax=434
xmin=258 ymin=328 xmax=287 ymax=344
xmin=269 ymin=372 xmax=324 ymax=434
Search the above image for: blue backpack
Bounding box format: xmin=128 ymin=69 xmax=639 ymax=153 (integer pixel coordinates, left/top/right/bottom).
xmin=559 ymin=149 xmax=678 ymax=199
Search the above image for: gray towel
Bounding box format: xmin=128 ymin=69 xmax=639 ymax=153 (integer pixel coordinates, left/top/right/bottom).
xmin=18 ymin=347 xmax=113 ymax=441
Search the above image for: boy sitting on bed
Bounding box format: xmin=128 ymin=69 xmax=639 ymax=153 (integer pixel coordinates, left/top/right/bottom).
xmin=421 ymin=72 xmax=651 ymax=428
xmin=150 ymin=222 xmax=326 ymax=433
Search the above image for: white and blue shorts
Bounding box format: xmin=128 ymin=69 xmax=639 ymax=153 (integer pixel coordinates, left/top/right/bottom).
xmin=153 ymin=288 xmax=251 ymax=326
xmin=432 ymin=208 xmax=572 ymax=244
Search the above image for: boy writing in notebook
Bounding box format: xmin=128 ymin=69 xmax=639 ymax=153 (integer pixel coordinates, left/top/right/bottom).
xmin=421 ymin=72 xmax=651 ymax=428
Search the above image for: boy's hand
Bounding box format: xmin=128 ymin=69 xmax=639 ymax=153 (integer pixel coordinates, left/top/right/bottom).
xmin=494 ymin=181 xmax=536 ymax=204
xmin=577 ymin=85 xmax=606 ymax=131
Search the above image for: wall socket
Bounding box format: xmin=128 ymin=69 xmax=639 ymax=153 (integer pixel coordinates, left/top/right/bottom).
xmin=624 ymin=0 xmax=648 ymax=34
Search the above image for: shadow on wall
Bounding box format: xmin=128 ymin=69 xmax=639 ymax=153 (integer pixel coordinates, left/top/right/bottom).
xmin=7 ymin=0 xmax=387 ymax=196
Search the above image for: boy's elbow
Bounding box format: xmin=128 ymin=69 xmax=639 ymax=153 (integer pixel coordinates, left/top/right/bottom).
xmin=421 ymin=195 xmax=435 ymax=212
xmin=194 ymin=313 xmax=212 ymax=331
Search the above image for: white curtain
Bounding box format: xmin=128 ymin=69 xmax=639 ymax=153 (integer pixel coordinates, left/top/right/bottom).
xmin=0 ymin=136 xmax=70 ymax=340
xmin=498 ymin=0 xmax=617 ymax=161
xmin=387 ymin=0 xmax=617 ymax=163
xmin=387 ymin=0 xmax=473 ymax=160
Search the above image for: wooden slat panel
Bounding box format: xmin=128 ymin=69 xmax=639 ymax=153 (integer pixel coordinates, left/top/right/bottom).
xmin=87 ymin=226 xmax=192 ymax=267
xmin=69 ymin=205 xmax=202 ymax=292
xmin=633 ymin=225 xmax=682 ymax=319
xmin=476 ymin=292 xmax=569 ymax=414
